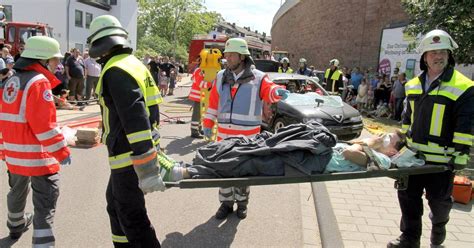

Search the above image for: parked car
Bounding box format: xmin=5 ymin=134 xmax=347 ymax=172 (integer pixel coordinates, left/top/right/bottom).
xmin=263 ymin=73 xmax=363 ymax=140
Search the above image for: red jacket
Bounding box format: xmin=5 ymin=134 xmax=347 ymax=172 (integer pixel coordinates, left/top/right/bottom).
xmin=0 ymin=63 xmax=70 ymax=176
xmin=188 ymin=68 xmax=203 ymax=102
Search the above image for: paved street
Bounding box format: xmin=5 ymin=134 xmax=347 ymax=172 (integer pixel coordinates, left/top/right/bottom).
xmin=0 ymin=79 xmax=472 ymax=247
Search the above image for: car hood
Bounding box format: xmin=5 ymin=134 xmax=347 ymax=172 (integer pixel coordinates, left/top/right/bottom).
xmin=278 ymin=93 xmax=360 ymax=120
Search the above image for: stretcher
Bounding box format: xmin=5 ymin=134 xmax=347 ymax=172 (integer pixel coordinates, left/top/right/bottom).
xmin=165 ymin=164 xmax=448 ymax=189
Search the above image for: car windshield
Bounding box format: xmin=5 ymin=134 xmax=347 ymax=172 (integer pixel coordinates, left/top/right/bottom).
xmin=284 ymin=92 xmax=344 ymax=108
xmin=273 ymin=78 xmax=328 ymax=95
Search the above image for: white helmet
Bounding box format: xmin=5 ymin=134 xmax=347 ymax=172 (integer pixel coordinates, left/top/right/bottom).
xmin=416 ymin=29 xmax=458 ymax=54
xmin=329 ymin=59 xmax=339 ymax=67
xmin=281 ymin=57 xmax=290 ymax=63
xmin=299 ymin=58 xmax=307 ymax=64
xmin=221 ymin=59 xmax=227 ymax=64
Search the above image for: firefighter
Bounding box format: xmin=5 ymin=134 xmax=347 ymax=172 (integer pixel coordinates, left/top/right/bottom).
xmin=388 ymin=30 xmax=473 ymax=248
xmin=189 ymin=59 xmax=204 ymax=138
xmin=278 ymin=57 xmax=293 ymax=73
xmin=324 ymin=58 xmax=343 ymax=94
xmin=87 ymin=15 xmax=167 ymax=247
xmin=296 ymin=58 xmax=312 ymax=76
xmin=202 ymin=38 xmax=289 ymax=219
xmin=0 ymin=36 xmax=71 ymax=246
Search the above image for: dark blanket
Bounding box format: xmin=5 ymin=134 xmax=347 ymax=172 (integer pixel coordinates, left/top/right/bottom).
xmin=188 ymin=122 xmax=337 ymax=178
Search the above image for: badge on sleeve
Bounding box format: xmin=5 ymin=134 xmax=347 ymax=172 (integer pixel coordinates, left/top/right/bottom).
xmin=43 ymin=89 xmax=54 ymax=102
xmin=2 ymin=76 xmax=21 ymax=104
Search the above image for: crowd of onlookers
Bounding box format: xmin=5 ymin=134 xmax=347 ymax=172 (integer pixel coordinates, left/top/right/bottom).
xmin=340 ymin=66 xmax=407 ymax=122
xmin=142 ymin=54 xmax=185 ymax=97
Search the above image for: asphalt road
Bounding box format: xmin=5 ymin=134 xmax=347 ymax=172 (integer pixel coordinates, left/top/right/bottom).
xmin=0 ymin=84 xmax=309 ymax=248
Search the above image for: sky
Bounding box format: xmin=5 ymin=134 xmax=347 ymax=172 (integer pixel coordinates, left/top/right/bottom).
xmin=203 ymin=0 xmax=283 ymax=35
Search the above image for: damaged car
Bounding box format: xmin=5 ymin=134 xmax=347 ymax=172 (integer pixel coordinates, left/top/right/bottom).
xmin=262 ymin=73 xmax=363 ymax=140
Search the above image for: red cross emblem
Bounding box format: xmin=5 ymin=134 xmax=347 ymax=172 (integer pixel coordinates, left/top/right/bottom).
xmin=2 ymin=76 xmax=20 ymax=104
xmin=6 ymin=84 xmax=15 ymax=96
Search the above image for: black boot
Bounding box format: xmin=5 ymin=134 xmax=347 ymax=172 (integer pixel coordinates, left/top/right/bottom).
xmin=9 ymin=213 xmax=33 ymax=240
xmin=215 ymin=203 xmax=233 ymax=219
xmin=236 ymin=205 xmax=248 ymax=219
xmin=431 ymin=225 xmax=446 ymax=246
xmin=190 ymin=130 xmax=202 ymax=138
xmin=387 ymin=235 xmax=420 ymax=248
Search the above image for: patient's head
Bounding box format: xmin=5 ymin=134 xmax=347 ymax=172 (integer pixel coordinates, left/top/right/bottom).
xmin=374 ymin=130 xmax=405 ymax=157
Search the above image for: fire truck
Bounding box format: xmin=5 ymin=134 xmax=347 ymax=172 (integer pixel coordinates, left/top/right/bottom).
xmin=187 ymin=34 xmax=271 ymax=73
xmin=0 ymin=22 xmax=53 ymax=56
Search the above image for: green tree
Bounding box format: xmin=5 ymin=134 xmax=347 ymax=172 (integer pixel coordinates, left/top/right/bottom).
xmin=137 ymin=0 xmax=220 ymax=62
xmin=401 ymin=0 xmax=474 ymax=64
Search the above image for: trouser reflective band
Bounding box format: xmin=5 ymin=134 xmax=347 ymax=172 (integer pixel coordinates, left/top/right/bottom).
xmin=109 ymin=152 xmax=133 ymax=170
xmin=429 ymin=103 xmax=445 ymax=137
xmin=453 ymin=132 xmax=473 ymax=146
xmin=219 ymin=187 xmax=250 ymax=202
xmin=7 ymin=211 xmax=25 ymax=227
xmin=33 ymin=228 xmax=55 ymax=248
xmin=112 ymin=234 xmax=129 ymax=243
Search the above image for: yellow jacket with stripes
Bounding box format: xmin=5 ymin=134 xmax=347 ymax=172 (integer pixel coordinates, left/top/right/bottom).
xmin=95 ymin=52 xmax=163 ymax=172
xmin=402 ymin=67 xmax=473 ymax=165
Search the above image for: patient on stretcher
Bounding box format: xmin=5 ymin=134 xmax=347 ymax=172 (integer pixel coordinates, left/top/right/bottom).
xmin=161 ymin=128 xmax=407 ymax=182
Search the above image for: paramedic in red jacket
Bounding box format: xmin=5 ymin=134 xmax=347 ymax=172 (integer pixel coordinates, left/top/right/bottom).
xmin=189 ymin=65 xmax=204 ymax=138
xmin=0 ymin=36 xmax=71 ymax=246
xmin=202 ymin=38 xmax=289 ymax=220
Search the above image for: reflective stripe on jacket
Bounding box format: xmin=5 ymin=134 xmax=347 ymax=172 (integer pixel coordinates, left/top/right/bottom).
xmin=0 ymin=64 xmax=70 ymax=176
xmin=96 ymin=53 xmax=162 ymax=171
xmin=203 ymin=67 xmax=282 ymax=140
xmin=188 ymin=68 xmax=203 ymax=102
xmin=402 ymin=67 xmax=474 ymax=164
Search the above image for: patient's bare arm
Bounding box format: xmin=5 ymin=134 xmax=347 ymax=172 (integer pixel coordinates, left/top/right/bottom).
xmin=341 ymin=144 xmax=368 ymax=167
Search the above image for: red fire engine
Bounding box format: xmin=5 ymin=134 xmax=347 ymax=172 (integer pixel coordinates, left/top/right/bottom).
xmin=0 ymin=22 xmax=53 ymax=56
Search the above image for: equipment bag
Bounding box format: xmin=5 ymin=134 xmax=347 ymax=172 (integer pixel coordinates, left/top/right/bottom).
xmin=452 ymin=175 xmax=472 ymax=204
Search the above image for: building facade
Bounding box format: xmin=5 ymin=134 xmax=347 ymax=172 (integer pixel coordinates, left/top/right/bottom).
xmin=271 ymin=0 xmax=409 ymax=70
xmin=1 ymin=0 xmax=138 ymax=54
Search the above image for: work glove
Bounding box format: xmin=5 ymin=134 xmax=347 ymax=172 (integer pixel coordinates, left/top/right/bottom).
xmin=448 ymin=152 xmax=469 ymax=170
xmin=60 ymin=156 xmax=72 ymax=166
xmin=202 ymin=127 xmax=213 ymax=140
xmin=131 ymin=149 xmax=166 ymax=194
xmin=275 ymin=88 xmax=290 ymax=100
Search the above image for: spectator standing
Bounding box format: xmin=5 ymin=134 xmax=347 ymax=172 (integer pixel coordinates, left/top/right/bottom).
xmin=356 ymin=77 xmax=368 ymax=111
xmin=351 ymin=67 xmax=363 ymax=96
xmin=147 ymin=56 xmax=160 ymax=84
xmin=14 ymin=44 xmax=25 ymax=62
xmin=159 ymin=56 xmax=175 ymax=95
xmin=392 ymin=72 xmax=407 ymax=121
xmin=65 ymin=48 xmax=85 ymax=105
xmin=84 ymin=52 xmax=102 ymax=100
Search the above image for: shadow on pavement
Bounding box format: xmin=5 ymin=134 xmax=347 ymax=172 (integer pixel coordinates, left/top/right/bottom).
xmin=161 ymin=216 xmax=240 ymax=248
xmin=452 ymin=201 xmax=473 ymax=212
xmin=164 ymin=96 xmax=192 ymax=105
xmin=163 ymin=136 xmax=206 ymax=156
xmin=0 ymin=236 xmax=18 ymax=247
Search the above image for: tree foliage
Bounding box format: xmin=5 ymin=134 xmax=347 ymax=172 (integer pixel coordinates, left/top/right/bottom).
xmin=136 ymin=0 xmax=221 ymax=62
xmin=401 ymin=0 xmax=474 ymax=64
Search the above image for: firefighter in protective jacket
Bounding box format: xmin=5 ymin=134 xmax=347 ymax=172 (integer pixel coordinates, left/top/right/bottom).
xmin=87 ymin=15 xmax=165 ymax=247
xmin=0 ymin=36 xmax=71 ymax=246
xmin=388 ymin=30 xmax=473 ymax=248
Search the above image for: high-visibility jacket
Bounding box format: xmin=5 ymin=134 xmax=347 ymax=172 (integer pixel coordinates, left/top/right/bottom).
xmin=402 ymin=67 xmax=474 ymax=165
xmin=0 ymin=63 xmax=70 ymax=176
xmin=203 ymin=67 xmax=282 ymax=141
xmin=324 ymin=68 xmax=343 ymax=93
xmin=96 ymin=52 xmax=162 ymax=172
xmin=188 ymin=68 xmax=203 ymax=102
xmin=278 ymin=67 xmax=293 ymax=74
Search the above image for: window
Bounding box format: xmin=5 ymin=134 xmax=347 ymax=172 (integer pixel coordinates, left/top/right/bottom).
xmin=75 ymin=43 xmax=84 ymax=53
xmin=86 ymin=13 xmax=93 ymax=29
xmin=110 ymin=0 xmax=117 ymax=5
xmin=7 ymin=27 xmax=15 ymax=43
xmin=75 ymin=10 xmax=83 ymax=27
xmin=2 ymin=5 xmax=13 ymax=22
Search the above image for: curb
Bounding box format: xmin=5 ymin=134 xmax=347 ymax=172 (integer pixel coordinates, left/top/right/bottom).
xmin=311 ymin=182 xmax=344 ymax=248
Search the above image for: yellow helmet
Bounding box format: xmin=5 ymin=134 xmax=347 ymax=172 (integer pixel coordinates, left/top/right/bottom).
xmin=416 ymin=29 xmax=458 ymax=54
